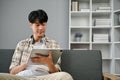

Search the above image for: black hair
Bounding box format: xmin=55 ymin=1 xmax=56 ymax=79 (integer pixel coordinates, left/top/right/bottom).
xmin=28 ymin=9 xmax=48 ymax=24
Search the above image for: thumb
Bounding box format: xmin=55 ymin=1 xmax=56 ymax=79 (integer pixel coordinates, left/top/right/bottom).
xmin=48 ymin=50 xmax=52 ymax=58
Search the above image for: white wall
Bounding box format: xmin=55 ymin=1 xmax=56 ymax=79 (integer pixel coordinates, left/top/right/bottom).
xmin=0 ymin=0 xmax=69 ymax=49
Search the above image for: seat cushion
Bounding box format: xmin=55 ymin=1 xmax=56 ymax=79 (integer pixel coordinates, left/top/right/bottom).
xmin=0 ymin=49 xmax=14 ymax=73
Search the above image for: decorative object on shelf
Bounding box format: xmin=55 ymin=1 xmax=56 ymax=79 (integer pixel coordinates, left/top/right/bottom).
xmin=71 ymin=0 xmax=79 ymax=11
xmin=74 ymin=32 xmax=83 ymax=42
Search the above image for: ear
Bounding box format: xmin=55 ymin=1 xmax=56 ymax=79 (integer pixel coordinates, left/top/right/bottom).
xmin=29 ymin=23 xmax=32 ymax=28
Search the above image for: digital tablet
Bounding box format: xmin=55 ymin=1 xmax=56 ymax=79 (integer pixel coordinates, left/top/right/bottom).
xmin=29 ymin=49 xmax=62 ymax=64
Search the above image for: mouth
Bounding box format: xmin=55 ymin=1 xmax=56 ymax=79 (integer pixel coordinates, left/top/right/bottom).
xmin=38 ymin=31 xmax=44 ymax=34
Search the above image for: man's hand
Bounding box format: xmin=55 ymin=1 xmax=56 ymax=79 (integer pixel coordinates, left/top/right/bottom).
xmin=30 ymin=50 xmax=59 ymax=73
xmin=30 ymin=50 xmax=54 ymax=65
xmin=10 ymin=62 xmax=27 ymax=75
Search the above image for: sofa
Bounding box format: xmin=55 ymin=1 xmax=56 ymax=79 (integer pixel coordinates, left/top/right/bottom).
xmin=0 ymin=49 xmax=120 ymax=80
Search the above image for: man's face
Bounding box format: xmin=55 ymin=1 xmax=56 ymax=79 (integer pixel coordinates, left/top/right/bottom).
xmin=30 ymin=20 xmax=47 ymax=38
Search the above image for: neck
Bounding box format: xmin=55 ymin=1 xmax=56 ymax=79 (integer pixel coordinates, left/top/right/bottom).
xmin=33 ymin=34 xmax=43 ymax=42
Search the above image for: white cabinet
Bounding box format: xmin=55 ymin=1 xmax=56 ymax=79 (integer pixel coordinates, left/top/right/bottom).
xmin=69 ymin=0 xmax=120 ymax=75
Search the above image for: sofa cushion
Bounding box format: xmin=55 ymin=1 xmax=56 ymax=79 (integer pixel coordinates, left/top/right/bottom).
xmin=0 ymin=49 xmax=14 ymax=73
xmin=61 ymin=50 xmax=103 ymax=80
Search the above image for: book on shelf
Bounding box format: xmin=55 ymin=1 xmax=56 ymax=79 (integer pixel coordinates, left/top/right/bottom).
xmin=93 ymin=34 xmax=109 ymax=37
xmin=80 ymin=9 xmax=90 ymax=12
xmin=94 ymin=19 xmax=111 ymax=26
xmin=95 ymin=6 xmax=111 ymax=12
xmin=95 ymin=25 xmax=111 ymax=27
xmin=95 ymin=24 xmax=111 ymax=26
xmin=93 ymin=40 xmax=109 ymax=42
xmin=93 ymin=39 xmax=109 ymax=42
xmin=95 ymin=19 xmax=110 ymax=21
xmin=71 ymin=1 xmax=79 ymax=11
xmin=93 ymin=34 xmax=109 ymax=42
xmin=95 ymin=9 xmax=111 ymax=12
xmin=98 ymin=7 xmax=111 ymax=10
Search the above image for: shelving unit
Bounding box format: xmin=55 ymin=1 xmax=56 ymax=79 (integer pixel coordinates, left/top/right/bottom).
xmin=113 ymin=0 xmax=120 ymax=75
xmin=69 ymin=0 xmax=120 ymax=75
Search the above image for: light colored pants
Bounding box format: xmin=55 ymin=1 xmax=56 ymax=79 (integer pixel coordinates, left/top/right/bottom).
xmin=16 ymin=67 xmax=49 ymax=77
xmin=0 ymin=72 xmax=73 ymax=80
xmin=0 ymin=73 xmax=27 ymax=80
xmin=28 ymin=72 xmax=73 ymax=80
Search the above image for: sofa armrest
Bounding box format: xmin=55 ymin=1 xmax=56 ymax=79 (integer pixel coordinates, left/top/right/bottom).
xmin=103 ymin=73 xmax=120 ymax=80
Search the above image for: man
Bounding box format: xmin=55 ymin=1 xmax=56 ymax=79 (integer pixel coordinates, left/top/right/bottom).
xmin=9 ymin=9 xmax=73 ymax=80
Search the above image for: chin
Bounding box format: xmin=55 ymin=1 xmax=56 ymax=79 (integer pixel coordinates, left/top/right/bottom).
xmin=36 ymin=33 xmax=45 ymax=37
xmin=38 ymin=35 xmax=44 ymax=38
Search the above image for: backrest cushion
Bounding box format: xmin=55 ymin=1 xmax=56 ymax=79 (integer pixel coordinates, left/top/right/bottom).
xmin=61 ymin=50 xmax=103 ymax=80
xmin=0 ymin=49 xmax=14 ymax=73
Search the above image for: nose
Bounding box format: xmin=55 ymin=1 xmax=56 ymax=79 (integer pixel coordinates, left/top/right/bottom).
xmin=38 ymin=25 xmax=43 ymax=30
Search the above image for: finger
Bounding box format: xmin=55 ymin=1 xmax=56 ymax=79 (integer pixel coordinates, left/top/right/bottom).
xmin=30 ymin=57 xmax=39 ymax=63
xmin=35 ymin=53 xmax=42 ymax=57
xmin=48 ymin=50 xmax=52 ymax=58
xmin=36 ymin=53 xmax=48 ymax=57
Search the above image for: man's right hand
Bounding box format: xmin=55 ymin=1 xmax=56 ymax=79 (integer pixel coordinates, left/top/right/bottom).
xmin=10 ymin=63 xmax=27 ymax=75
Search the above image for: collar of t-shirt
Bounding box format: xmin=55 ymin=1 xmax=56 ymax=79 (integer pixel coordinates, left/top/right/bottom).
xmin=33 ymin=38 xmax=46 ymax=49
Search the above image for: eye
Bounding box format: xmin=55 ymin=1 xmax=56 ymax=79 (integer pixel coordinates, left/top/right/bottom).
xmin=35 ymin=24 xmax=39 ymax=27
xmin=42 ymin=23 xmax=46 ymax=26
